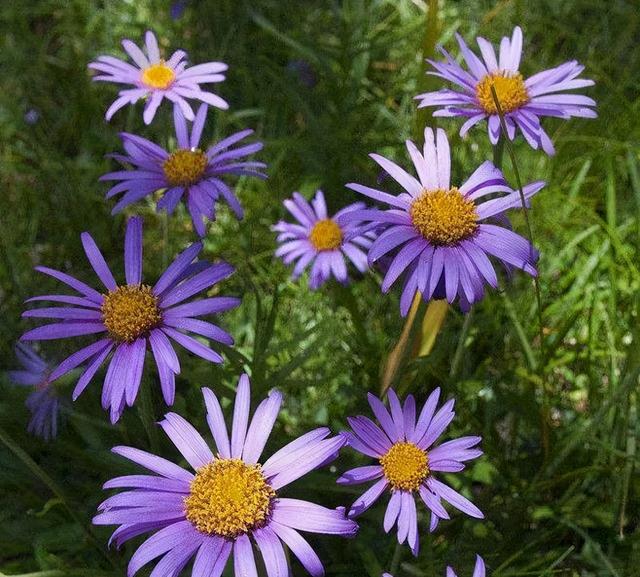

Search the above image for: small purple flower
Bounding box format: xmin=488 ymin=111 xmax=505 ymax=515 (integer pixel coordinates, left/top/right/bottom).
xmin=448 ymin=556 xmax=486 ymax=577
xmin=88 ymin=30 xmax=228 ymax=124
xmin=102 ymin=104 xmax=266 ymax=237
xmin=94 ymin=374 xmax=357 ymax=577
xmin=7 ymin=343 xmax=60 ymax=441
xmin=272 ymin=190 xmax=375 ymax=289
xmin=24 ymin=108 xmax=40 ymax=125
xmin=344 ymin=127 xmax=544 ymax=314
xmin=338 ymin=388 xmax=483 ymax=555
xmin=416 ymin=26 xmax=596 ymax=155
xmin=170 ymin=0 xmax=188 ymax=20
xmin=21 ymin=217 xmax=239 ymax=423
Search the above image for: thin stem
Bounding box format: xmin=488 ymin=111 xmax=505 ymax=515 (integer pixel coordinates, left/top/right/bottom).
xmin=489 ymin=85 xmax=549 ymax=461
xmin=138 ymin=377 xmax=160 ymax=452
xmin=0 ymin=425 xmax=119 ymax=570
xmin=389 ymin=540 xmax=404 ymax=575
xmin=450 ymin=308 xmax=474 ymax=378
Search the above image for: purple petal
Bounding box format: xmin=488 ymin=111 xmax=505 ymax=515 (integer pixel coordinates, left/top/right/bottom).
xmin=270 ymin=521 xmax=325 ymax=577
xmin=254 ymin=526 xmax=288 ymax=577
xmin=336 ymin=465 xmax=383 ymax=485
xmin=124 ymin=217 xmax=143 ymax=285
xmin=234 ymin=535 xmax=258 ymax=577
xmin=272 ymin=498 xmax=358 ymax=536
xmin=242 ymin=390 xmax=283 ymax=464
xmin=112 ymin=446 xmax=193 ymax=482
xmin=348 ymin=478 xmax=389 ymax=518
xmin=81 ymin=233 xmax=117 ymax=290
xmin=269 ymin=435 xmax=345 ymax=490
xmin=159 ymin=412 xmax=214 ymax=470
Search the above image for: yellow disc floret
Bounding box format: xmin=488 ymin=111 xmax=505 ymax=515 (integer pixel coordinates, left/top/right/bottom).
xmin=163 ymin=149 xmax=208 ymax=187
xmin=184 ymin=459 xmax=275 ymax=537
xmin=309 ymin=219 xmax=343 ymax=251
xmin=410 ymin=188 xmax=478 ymax=246
xmin=141 ymin=61 xmax=176 ymax=90
xmin=476 ymin=72 xmax=529 ymax=114
xmin=380 ymin=442 xmax=430 ymax=492
xmin=101 ymin=284 xmax=161 ymax=342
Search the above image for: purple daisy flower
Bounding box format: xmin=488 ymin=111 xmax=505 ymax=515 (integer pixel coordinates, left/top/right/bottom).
xmin=88 ymin=30 xmax=228 ymax=124
xmin=448 ymin=556 xmax=486 ymax=577
xmin=94 ymin=374 xmax=358 ymax=577
xmin=7 ymin=343 xmax=60 ymax=441
xmin=344 ymin=128 xmax=544 ymax=314
xmin=338 ymin=388 xmax=483 ymax=555
xmin=102 ymin=104 xmax=266 ymax=237
xmin=21 ymin=217 xmax=239 ymax=423
xmin=272 ymin=190 xmax=375 ymax=289
xmin=416 ymin=26 xmax=596 ymax=155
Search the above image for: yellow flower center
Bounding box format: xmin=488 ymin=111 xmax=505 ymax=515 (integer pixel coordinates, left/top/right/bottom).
xmin=309 ymin=219 xmax=343 ymax=251
xmin=184 ymin=459 xmax=276 ymax=538
xmin=163 ymin=149 xmax=208 ymax=187
xmin=141 ymin=61 xmax=176 ymax=90
xmin=410 ymin=188 xmax=478 ymax=246
xmin=101 ymin=284 xmax=162 ymax=343
xmin=476 ymin=72 xmax=529 ymax=114
xmin=380 ymin=442 xmax=429 ymax=492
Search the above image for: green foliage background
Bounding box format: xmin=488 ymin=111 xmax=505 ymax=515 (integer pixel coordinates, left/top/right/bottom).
xmin=1 ymin=0 xmax=639 ymax=575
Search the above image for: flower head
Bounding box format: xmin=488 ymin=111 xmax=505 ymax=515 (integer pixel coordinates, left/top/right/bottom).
xmin=94 ymin=374 xmax=357 ymax=577
xmin=272 ymin=190 xmax=375 ymax=289
xmin=416 ymin=26 xmax=596 ymax=155
xmin=88 ymin=30 xmax=228 ymax=124
xmin=448 ymin=556 xmax=486 ymax=577
xmin=102 ymin=104 xmax=266 ymax=237
xmin=21 ymin=217 xmax=239 ymax=423
xmin=344 ymin=128 xmax=544 ymax=314
xmin=7 ymin=343 xmax=60 ymax=441
xmin=338 ymin=388 xmax=483 ymax=555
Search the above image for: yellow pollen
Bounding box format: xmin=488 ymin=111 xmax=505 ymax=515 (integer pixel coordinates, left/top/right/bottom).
xmin=309 ymin=219 xmax=343 ymax=251
xmin=184 ymin=459 xmax=275 ymax=537
xmin=410 ymin=188 xmax=478 ymax=246
xmin=101 ymin=284 xmax=161 ymax=343
xmin=163 ymin=149 xmax=208 ymax=187
xmin=476 ymin=72 xmax=529 ymax=114
xmin=380 ymin=442 xmax=429 ymax=492
xmin=140 ymin=61 xmax=176 ymax=90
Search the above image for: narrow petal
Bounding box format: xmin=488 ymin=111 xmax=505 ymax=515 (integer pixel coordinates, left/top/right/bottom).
xmin=348 ymin=477 xmax=389 ymax=518
xmin=125 ymin=216 xmax=143 ymax=285
xmin=202 ymin=387 xmax=231 ymax=458
xmin=242 ymin=390 xmax=283 ymax=464
xmin=231 ymin=374 xmax=251 ymax=458
xmin=159 ymin=412 xmax=214 ymax=470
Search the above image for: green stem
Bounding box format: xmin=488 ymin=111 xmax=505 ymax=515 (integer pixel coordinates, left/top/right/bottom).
xmin=138 ymin=378 xmax=160 ymax=452
xmin=492 ymin=138 xmax=504 ymax=169
xmin=450 ymin=308 xmax=474 ymax=377
xmin=389 ymin=540 xmax=404 ymax=575
xmin=0 ymin=425 xmax=119 ymax=570
xmin=489 ymin=85 xmax=549 ymax=461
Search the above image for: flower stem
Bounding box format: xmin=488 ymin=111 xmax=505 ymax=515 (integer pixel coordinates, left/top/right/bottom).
xmin=389 ymin=540 xmax=404 ymax=574
xmin=0 ymin=425 xmax=119 ymax=570
xmin=489 ymin=85 xmax=549 ymax=461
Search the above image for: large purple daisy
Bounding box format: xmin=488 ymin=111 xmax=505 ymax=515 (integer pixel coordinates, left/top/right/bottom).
xmin=344 ymin=128 xmax=544 ymax=314
xmin=272 ymin=190 xmax=375 ymax=289
xmin=102 ymin=103 xmax=266 ymax=237
xmin=7 ymin=343 xmax=60 ymax=441
xmin=21 ymin=217 xmax=239 ymax=423
xmin=416 ymin=26 xmax=596 ymax=155
xmin=338 ymin=388 xmax=483 ymax=555
xmin=448 ymin=556 xmax=486 ymax=577
xmin=88 ymin=30 xmax=228 ymax=124
xmin=94 ymin=374 xmax=358 ymax=577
